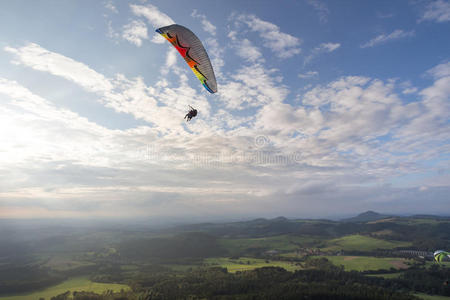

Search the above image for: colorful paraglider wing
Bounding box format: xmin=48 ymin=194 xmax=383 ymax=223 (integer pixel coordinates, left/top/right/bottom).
xmin=156 ymin=24 xmax=217 ymax=93
xmin=434 ymin=250 xmax=450 ymax=262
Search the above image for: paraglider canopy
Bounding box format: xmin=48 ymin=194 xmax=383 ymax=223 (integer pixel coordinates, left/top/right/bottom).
xmin=156 ymin=24 xmax=217 ymax=93
xmin=434 ymin=250 xmax=450 ymax=262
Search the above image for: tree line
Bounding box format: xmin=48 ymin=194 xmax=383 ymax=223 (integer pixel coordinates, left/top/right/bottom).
xmin=48 ymin=260 xmax=448 ymax=300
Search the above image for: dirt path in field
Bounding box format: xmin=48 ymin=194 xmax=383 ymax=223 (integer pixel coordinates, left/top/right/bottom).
xmin=390 ymin=260 xmax=408 ymax=269
xmin=344 ymin=256 xmax=358 ymax=261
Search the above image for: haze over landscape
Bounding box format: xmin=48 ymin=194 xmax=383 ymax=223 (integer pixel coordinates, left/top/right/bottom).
xmin=0 ymin=0 xmax=449 ymax=222
xmin=2 ymin=2 xmax=450 ymax=299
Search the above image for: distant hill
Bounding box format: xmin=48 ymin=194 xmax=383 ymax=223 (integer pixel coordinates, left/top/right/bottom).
xmin=168 ymin=216 xmax=300 ymax=238
xmin=410 ymin=214 xmax=450 ymax=220
xmin=341 ymin=211 xmax=391 ymax=223
xmin=158 ymin=212 xmax=450 ymax=241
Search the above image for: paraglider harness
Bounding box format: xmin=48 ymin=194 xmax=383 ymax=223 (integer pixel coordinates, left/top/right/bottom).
xmin=184 ymin=105 xmax=197 ymax=121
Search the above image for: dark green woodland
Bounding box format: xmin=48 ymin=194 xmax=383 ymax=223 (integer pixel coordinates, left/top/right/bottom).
xmin=1 ymin=212 xmax=449 ymax=299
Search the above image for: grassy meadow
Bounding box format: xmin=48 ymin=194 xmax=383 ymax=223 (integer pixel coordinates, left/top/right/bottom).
xmin=316 ymin=255 xmax=410 ymax=271
xmin=0 ymin=277 xmax=129 ymax=300
xmin=415 ymin=293 xmax=450 ymax=300
xmin=1 ymin=215 xmax=448 ymax=299
xmin=322 ymin=234 xmax=412 ymax=252
xmin=366 ymin=272 xmax=404 ymax=279
xmin=219 ymin=234 xmax=321 ymax=255
xmin=205 ymin=257 xmax=302 ymax=272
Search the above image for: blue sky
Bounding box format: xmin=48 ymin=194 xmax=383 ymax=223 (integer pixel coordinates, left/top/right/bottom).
xmin=0 ymin=0 xmax=449 ymax=220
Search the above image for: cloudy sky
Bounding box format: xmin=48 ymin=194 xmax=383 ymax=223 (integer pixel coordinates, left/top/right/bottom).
xmin=0 ymin=0 xmax=449 ymax=220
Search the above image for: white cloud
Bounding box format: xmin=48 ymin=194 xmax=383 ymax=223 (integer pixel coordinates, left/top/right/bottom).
xmin=0 ymin=75 xmax=270 ymax=212
xmin=319 ymin=42 xmax=341 ymax=52
xmin=391 ymin=62 xmax=450 ymax=160
xmin=130 ymin=4 xmax=174 ymax=28
xmin=191 ymin=9 xmax=216 ymax=35
xmin=295 ymin=64 xmax=450 ymax=174
xmin=304 ymin=42 xmax=340 ymax=64
xmin=4 ymin=43 xmax=113 ymax=93
xmin=0 ymin=78 xmax=115 ymax=166
xmin=205 ymin=37 xmax=225 ymax=77
xmin=233 ymin=14 xmax=301 ymax=58
xmin=0 ymin=78 xmax=266 ymax=218
xmin=420 ymin=0 xmax=450 ymax=23
xmin=130 ymin=4 xmax=175 ymax=44
xmin=165 ymin=47 xmax=178 ymax=69
xmin=219 ymin=64 xmax=289 ymax=110
xmin=402 ymin=87 xmax=418 ymax=94
xmin=361 ymin=29 xmax=415 ymax=48
xmin=427 ymin=61 xmax=450 ymax=78
xmin=306 ymin=0 xmax=330 ymax=23
xmin=295 ymin=76 xmax=402 ymax=149
xmin=1 ymin=40 xmax=449 ymax=218
xmin=400 ymin=81 xmax=418 ymax=94
xmin=122 ymin=20 xmax=148 ymax=47
xmin=106 ymin=20 xmax=120 ymax=40
xmin=421 ymin=62 xmax=450 ymax=103
xmin=234 ymin=39 xmax=264 ymax=63
xmin=105 ymin=1 xmax=118 ymax=13
xmin=4 ymin=43 xmax=210 ymax=133
xmin=298 ymin=71 xmax=319 ymax=79
xmin=254 ymin=102 xmax=323 ymax=136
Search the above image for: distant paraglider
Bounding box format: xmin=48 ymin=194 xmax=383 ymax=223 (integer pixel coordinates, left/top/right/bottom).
xmin=434 ymin=250 xmax=450 ymax=262
xmin=156 ymin=24 xmax=217 ymax=94
xmin=184 ymin=105 xmax=198 ymax=122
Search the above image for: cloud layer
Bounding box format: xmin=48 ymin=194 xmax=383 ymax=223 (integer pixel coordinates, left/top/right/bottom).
xmin=420 ymin=0 xmax=450 ymax=23
xmin=0 ymin=2 xmax=449 ymax=219
xmin=361 ymin=29 xmax=415 ymax=48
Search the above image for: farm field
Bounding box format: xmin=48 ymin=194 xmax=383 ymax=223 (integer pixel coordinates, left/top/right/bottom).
xmin=366 ymin=272 xmax=404 ymax=279
xmin=322 ymin=234 xmax=412 ymax=252
xmin=415 ymin=293 xmax=450 ymax=300
xmin=219 ymin=234 xmax=321 ymax=255
xmin=317 ymin=255 xmax=410 ymax=271
xmin=204 ymin=257 xmax=302 ymax=272
xmin=425 ymin=261 xmax=450 ymax=268
xmin=42 ymin=255 xmax=96 ymax=272
xmin=0 ymin=277 xmax=129 ymax=300
xmin=1 ymin=214 xmax=448 ymax=299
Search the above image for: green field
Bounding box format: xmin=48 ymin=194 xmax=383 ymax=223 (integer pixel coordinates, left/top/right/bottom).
xmin=425 ymin=261 xmax=450 ymax=268
xmin=205 ymin=257 xmax=302 ymax=272
xmin=280 ymin=251 xmax=306 ymax=258
xmin=317 ymin=255 xmax=409 ymax=271
xmin=394 ymin=218 xmax=450 ymax=226
xmin=415 ymin=293 xmax=450 ymax=300
xmin=219 ymin=234 xmax=321 ymax=255
xmin=164 ymin=264 xmax=198 ymax=272
xmin=322 ymin=234 xmax=411 ymax=252
xmin=41 ymin=255 xmax=96 ymax=272
xmin=0 ymin=277 xmax=129 ymax=300
xmin=366 ymin=272 xmax=404 ymax=279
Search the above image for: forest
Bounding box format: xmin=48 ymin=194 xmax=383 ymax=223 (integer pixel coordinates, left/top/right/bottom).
xmin=0 ymin=212 xmax=449 ymax=299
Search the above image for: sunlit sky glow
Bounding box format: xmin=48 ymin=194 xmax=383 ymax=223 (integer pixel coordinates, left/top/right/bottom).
xmin=0 ymin=0 xmax=449 ymax=220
